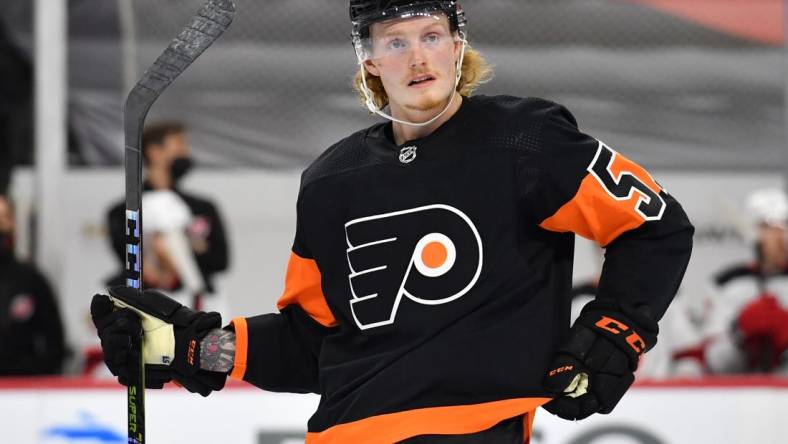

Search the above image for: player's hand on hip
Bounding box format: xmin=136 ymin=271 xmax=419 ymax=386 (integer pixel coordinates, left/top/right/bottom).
xmin=541 ymin=306 xmax=657 ymax=420
xmin=90 ymin=286 xmax=227 ymax=396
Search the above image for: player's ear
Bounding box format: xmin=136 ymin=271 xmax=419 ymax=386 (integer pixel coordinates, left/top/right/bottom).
xmin=364 ymin=59 xmax=380 ymax=77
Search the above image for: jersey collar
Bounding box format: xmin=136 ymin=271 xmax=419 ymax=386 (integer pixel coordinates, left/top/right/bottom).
xmin=363 ymin=95 xmax=475 ymax=165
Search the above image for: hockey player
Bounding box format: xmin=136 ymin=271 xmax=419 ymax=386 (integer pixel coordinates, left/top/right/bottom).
xmin=90 ymin=2 xmax=694 ymax=442
xmin=698 ymin=188 xmax=788 ymax=374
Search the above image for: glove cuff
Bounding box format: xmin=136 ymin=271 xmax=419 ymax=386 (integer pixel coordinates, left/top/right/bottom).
xmin=574 ymin=309 xmax=658 ymax=368
xmin=172 ymin=309 xmax=222 ymax=375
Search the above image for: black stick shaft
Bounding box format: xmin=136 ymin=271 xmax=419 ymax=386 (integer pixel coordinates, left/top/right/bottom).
xmin=122 ymin=2 xmax=235 ymax=442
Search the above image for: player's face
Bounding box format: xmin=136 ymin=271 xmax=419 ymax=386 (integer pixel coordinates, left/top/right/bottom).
xmin=759 ymin=223 xmax=788 ymax=269
xmin=365 ymin=15 xmax=461 ymax=115
xmin=163 ymin=132 xmax=190 ymax=159
xmin=150 ymin=132 xmax=191 ymax=170
xmin=0 ymin=196 xmax=15 ymax=235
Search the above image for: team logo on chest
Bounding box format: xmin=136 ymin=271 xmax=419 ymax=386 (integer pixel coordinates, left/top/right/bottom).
xmin=345 ymin=204 xmax=483 ymax=330
xmin=399 ymin=146 xmax=417 ymax=164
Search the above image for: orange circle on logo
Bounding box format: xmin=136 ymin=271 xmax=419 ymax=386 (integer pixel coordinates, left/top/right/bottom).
xmin=421 ymin=241 xmax=448 ymax=269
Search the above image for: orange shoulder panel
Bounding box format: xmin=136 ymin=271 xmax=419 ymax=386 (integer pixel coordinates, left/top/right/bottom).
xmin=539 ymin=150 xmax=662 ymax=246
xmin=277 ymin=251 xmax=337 ymax=327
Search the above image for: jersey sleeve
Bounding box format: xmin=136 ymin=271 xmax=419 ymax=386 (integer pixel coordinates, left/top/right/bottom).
xmin=525 ymin=102 xmax=694 ymax=324
xmin=227 ymin=192 xmax=338 ymax=394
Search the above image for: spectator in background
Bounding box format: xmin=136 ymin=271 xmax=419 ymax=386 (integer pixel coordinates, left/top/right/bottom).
xmin=106 ymin=121 xmax=230 ymax=312
xmin=0 ymin=194 xmax=65 ymax=375
xmin=697 ymin=188 xmax=788 ymax=374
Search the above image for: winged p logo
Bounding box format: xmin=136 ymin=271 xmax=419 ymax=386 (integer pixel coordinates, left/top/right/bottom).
xmin=345 ymin=204 xmax=483 ymax=330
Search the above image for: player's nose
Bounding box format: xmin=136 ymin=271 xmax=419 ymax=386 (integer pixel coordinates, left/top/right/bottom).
xmin=408 ymin=44 xmax=428 ymax=68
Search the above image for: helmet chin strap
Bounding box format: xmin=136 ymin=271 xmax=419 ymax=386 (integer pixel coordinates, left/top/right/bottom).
xmin=358 ymin=37 xmax=467 ymax=128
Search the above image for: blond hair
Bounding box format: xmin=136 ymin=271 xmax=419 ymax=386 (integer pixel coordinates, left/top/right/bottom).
xmin=353 ymin=44 xmax=493 ymax=111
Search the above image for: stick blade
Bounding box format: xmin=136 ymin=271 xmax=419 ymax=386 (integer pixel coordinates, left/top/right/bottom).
xmin=125 ymin=0 xmax=236 ymax=116
xmin=123 ymin=0 xmax=237 ymax=213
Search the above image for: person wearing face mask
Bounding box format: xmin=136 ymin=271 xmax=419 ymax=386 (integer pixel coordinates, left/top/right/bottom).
xmin=105 ymin=121 xmax=230 ymax=310
xmin=692 ymin=189 xmax=788 ymax=374
xmin=0 ymin=195 xmax=66 ymax=375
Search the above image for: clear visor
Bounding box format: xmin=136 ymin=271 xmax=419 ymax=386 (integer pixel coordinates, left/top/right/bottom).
xmin=353 ymin=12 xmax=464 ymax=65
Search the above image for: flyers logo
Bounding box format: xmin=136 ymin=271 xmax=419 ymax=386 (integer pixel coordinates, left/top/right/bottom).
xmin=588 ymin=142 xmax=666 ymax=221
xmin=345 ymin=204 xmax=483 ymax=330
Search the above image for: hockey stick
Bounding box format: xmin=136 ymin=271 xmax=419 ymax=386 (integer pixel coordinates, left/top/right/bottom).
xmin=122 ymin=1 xmax=235 ymax=443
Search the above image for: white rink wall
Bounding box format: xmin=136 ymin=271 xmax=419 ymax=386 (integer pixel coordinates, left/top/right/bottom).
xmin=0 ymin=378 xmax=785 ymax=444
xmin=7 ymin=169 xmax=783 ymax=369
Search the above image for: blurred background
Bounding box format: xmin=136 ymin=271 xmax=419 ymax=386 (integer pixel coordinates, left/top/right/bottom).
xmin=1 ymin=1 xmax=787 ymax=443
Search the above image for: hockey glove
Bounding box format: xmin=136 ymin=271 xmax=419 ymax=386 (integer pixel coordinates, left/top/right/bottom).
xmin=90 ymin=286 xmax=227 ymax=396
xmin=542 ymin=306 xmax=657 ymax=420
xmin=90 ymin=294 xmax=171 ymax=389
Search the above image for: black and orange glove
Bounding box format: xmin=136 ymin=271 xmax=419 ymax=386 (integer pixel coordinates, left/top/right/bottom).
xmin=90 ymin=295 xmax=172 ymax=389
xmin=90 ymin=286 xmax=227 ymax=396
xmin=542 ymin=305 xmax=658 ymax=420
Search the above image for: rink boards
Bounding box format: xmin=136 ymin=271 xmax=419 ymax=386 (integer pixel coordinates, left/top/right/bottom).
xmin=0 ymin=377 xmax=786 ymax=444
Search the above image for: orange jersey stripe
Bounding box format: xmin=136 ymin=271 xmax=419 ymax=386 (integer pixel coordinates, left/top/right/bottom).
xmin=304 ymin=398 xmax=549 ymax=444
xmin=229 ymin=317 xmax=248 ymax=380
xmin=540 ymin=150 xmax=662 ymax=246
xmin=277 ymin=251 xmax=337 ymax=327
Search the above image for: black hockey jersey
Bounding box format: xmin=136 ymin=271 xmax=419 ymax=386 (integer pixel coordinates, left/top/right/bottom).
xmin=228 ymin=95 xmax=693 ymax=443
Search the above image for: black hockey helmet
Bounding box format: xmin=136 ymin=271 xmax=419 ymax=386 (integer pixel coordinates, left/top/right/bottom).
xmin=349 ymin=1 xmax=466 ymax=40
